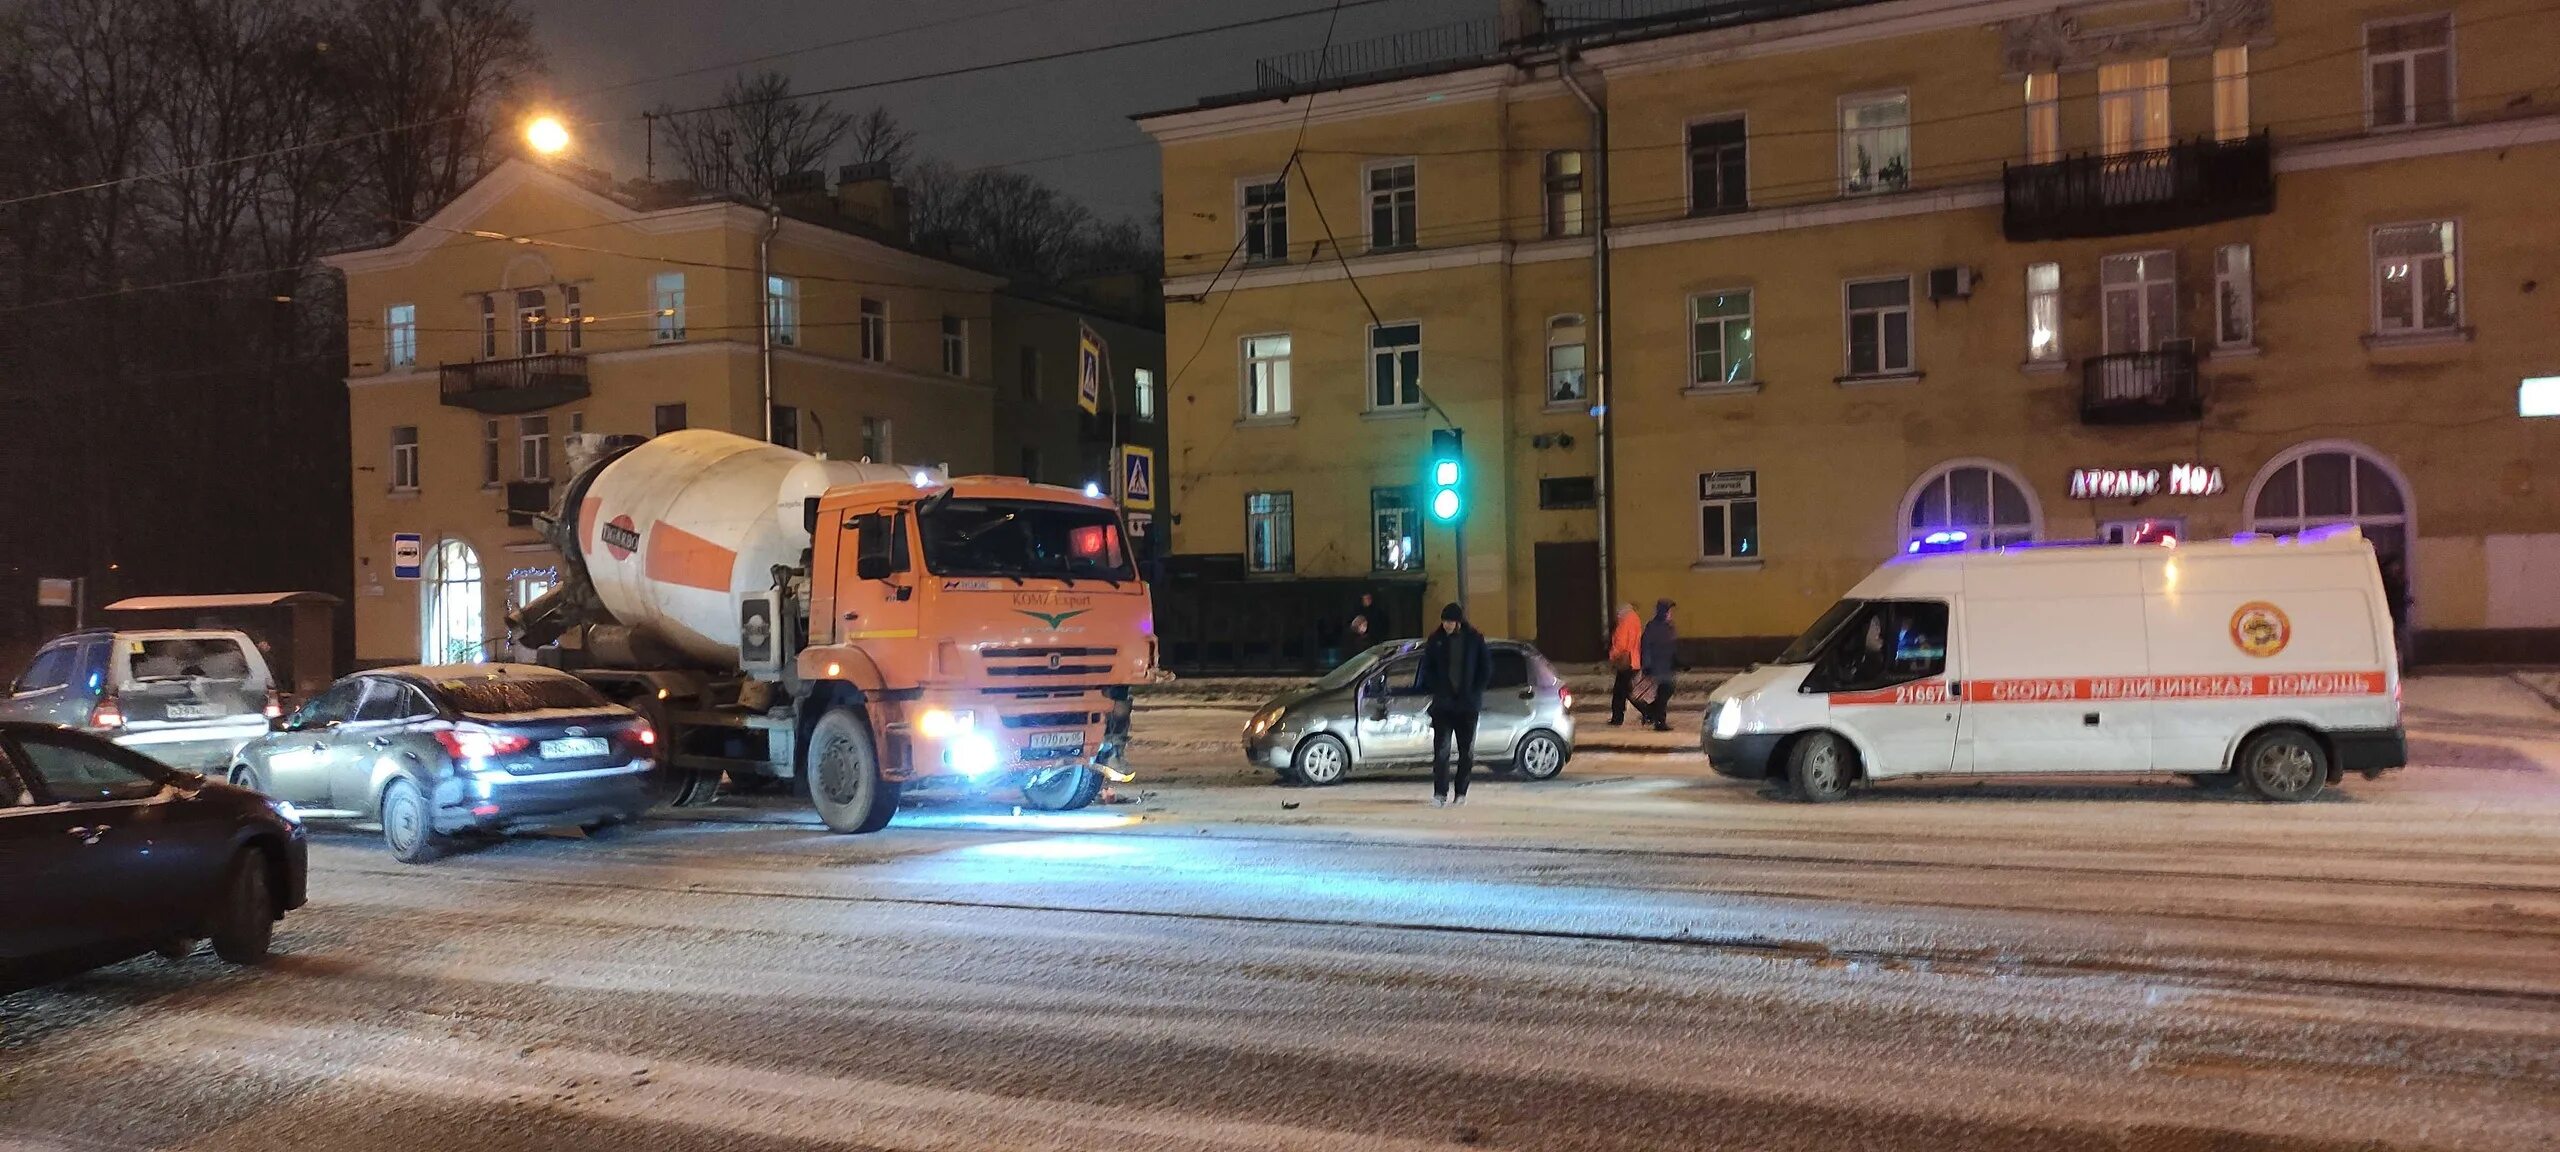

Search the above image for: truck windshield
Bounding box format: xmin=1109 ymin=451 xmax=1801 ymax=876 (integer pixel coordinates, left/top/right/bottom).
xmin=1771 ymin=600 xmax=1864 ymax=665
xmin=920 ymin=499 xmax=1135 ymax=583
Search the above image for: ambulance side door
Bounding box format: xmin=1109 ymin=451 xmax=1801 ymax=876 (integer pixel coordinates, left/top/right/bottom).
xmin=1805 ymin=600 xmax=1960 ymax=779
xmin=1958 ymin=571 xmax=2154 ymax=775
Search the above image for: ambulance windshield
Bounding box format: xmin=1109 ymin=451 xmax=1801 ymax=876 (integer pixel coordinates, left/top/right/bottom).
xmin=1772 ymin=600 xmax=1863 ymax=665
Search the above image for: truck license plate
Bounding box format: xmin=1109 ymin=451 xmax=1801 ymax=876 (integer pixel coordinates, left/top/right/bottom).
xmin=541 ymin=737 xmax=609 ymax=760
xmin=1027 ymin=731 xmax=1083 ymax=750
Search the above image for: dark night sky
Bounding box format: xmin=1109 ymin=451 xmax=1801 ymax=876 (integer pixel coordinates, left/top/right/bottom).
xmin=535 ymin=0 xmax=1487 ymax=225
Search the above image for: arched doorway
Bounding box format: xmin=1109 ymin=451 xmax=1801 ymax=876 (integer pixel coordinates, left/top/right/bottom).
xmin=2245 ymin=439 xmax=2413 ymax=630
xmin=1899 ymin=459 xmax=2041 ymax=553
xmin=421 ymin=539 xmax=485 ymax=664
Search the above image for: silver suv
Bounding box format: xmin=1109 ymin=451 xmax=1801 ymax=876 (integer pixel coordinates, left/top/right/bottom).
xmin=1244 ymin=639 xmax=1575 ymax=786
xmin=0 ymin=630 xmax=278 ymax=772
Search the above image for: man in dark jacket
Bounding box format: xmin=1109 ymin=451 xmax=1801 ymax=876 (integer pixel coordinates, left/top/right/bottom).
xmin=1412 ymin=601 xmax=1493 ymax=807
xmin=1639 ymin=598 xmax=1679 ymax=732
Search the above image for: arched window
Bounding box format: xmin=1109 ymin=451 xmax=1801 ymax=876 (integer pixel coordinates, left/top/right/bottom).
xmin=1900 ymin=459 xmax=2040 ymax=553
xmin=421 ymin=539 xmax=484 ymax=664
xmin=2245 ymin=440 xmax=2412 ymax=561
xmin=1545 ymin=315 xmax=1588 ymax=405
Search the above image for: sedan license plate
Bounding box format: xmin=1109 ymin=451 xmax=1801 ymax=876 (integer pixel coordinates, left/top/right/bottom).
xmin=541 ymin=736 xmax=610 ymax=760
xmin=1027 ymin=730 xmax=1083 ymax=751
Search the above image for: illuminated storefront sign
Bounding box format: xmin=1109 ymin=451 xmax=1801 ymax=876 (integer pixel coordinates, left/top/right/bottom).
xmin=2068 ymin=463 xmax=2225 ymax=500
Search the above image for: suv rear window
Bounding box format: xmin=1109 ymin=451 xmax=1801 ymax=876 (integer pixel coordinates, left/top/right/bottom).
xmin=436 ymin=676 xmax=608 ymax=716
xmin=127 ymin=637 xmax=256 ymax=683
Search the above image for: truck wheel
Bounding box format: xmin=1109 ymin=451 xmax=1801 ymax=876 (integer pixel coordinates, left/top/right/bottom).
xmin=208 ymin=849 xmax=276 ymax=964
xmin=1021 ymin=765 xmax=1102 ymax=811
xmin=2238 ymin=728 xmax=2327 ymax=803
xmin=807 ymin=708 xmax=898 ymax=833
xmin=1787 ymin=732 xmax=1855 ymax=803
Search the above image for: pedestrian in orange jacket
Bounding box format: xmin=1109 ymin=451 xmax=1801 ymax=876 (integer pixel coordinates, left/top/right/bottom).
xmin=1606 ymin=603 xmax=1642 ymax=726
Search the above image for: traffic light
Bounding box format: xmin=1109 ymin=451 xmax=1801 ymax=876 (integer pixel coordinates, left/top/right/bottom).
xmin=1427 ymin=427 xmax=1464 ymax=524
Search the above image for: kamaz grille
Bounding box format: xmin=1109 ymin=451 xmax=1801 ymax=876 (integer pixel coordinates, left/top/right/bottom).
xmin=983 ymin=646 xmax=1118 ymax=658
xmin=986 ymin=664 xmax=1112 ymax=677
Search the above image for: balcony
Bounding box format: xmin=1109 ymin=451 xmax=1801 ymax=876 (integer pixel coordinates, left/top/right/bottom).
xmin=439 ymin=353 xmax=588 ymax=415
xmin=2002 ymin=132 xmax=2274 ymax=242
xmin=2081 ymin=345 xmax=2202 ymax=425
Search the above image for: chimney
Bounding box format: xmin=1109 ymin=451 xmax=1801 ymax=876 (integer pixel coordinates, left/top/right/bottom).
xmin=772 ymin=169 xmax=830 ymax=216
xmin=835 ymin=162 xmax=912 ymax=241
xmin=1498 ymin=0 xmax=1548 ymax=48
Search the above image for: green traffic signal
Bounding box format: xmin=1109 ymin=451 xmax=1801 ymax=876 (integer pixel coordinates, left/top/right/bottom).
xmin=1428 ymin=427 xmax=1464 ymax=524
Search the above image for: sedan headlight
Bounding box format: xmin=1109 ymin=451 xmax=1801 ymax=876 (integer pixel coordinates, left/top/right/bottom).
xmin=1710 ymin=701 xmax=1743 ymax=740
xmin=1247 ymin=707 xmax=1283 ymax=737
xmin=268 ymin=799 xmax=303 ymax=827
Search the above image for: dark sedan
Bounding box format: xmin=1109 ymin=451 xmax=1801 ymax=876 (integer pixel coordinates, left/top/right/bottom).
xmin=1 ymin=721 xmax=307 ymax=993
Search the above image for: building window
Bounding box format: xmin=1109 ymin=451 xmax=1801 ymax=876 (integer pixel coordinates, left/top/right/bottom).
xmin=1134 ymin=367 xmax=1157 ymax=422
xmin=2026 ymin=262 xmax=2063 ymax=363
xmin=385 ymin=303 xmax=417 ymax=369
xmin=2101 ymin=251 xmax=2178 ymax=354
xmin=1246 ymin=491 xmax=1294 ymax=574
xmin=481 ymin=419 xmax=501 ymax=487
xmin=1543 ymin=150 xmax=1585 ymax=237
xmin=390 ymin=426 xmax=420 ymax=492
xmin=1369 ymin=322 xmax=1422 ymax=410
xmin=1839 ymin=92 xmax=1910 ymax=195
xmin=1372 ymin=487 xmax=1422 ymax=572
xmin=941 ymin=315 xmax=967 ymax=376
xmin=858 ymin=297 xmax=887 ymax=362
xmin=1366 ymin=160 xmax=1417 ymax=251
xmin=478 ymin=294 xmax=498 ymax=359
xmin=2024 ymin=71 xmax=2060 ymax=163
xmin=770 ymin=405 xmax=800 ymax=451
xmin=1243 ymin=334 xmax=1292 ymax=417
xmin=1687 ymin=117 xmax=1747 ymax=214
xmin=562 ymin=285 xmax=583 ymax=351
xmin=421 ymin=539 xmax=483 ymax=665
xmin=1690 ymin=290 xmax=1755 ymax=388
xmin=652 ymin=272 xmax=686 ymax=342
xmin=517 ymin=415 xmax=550 ymax=482
xmin=1904 ymin=461 xmax=2039 ymax=552
xmin=514 ymin=289 xmax=547 ymax=357
xmin=861 ymin=416 xmax=891 ymax=463
xmin=1019 ymin=345 xmax=1040 ymax=400
xmin=2247 ymin=443 xmax=2411 ymax=565
xmin=2373 ymin=220 xmax=2460 ymax=333
xmin=652 ymin=403 xmax=686 ymax=437
xmin=2367 ymin=15 xmax=2453 ymax=130
xmin=509 ymin=569 xmax=556 ymax=616
xmin=1844 ymin=277 xmax=1912 ymax=377
xmin=1546 ymin=315 xmax=1587 ymax=405
xmin=1696 ymin=471 xmax=1760 ymax=561
xmin=2099 ymin=58 xmax=2171 ymax=155
xmin=768 ymin=276 xmax=799 ymax=347
xmin=2215 ymin=244 xmax=2255 ymax=348
xmin=1241 ymin=177 xmax=1288 ymax=264
xmin=1538 ymin=475 xmax=1597 ymax=510
xmin=2214 ymin=46 xmax=2252 ymax=142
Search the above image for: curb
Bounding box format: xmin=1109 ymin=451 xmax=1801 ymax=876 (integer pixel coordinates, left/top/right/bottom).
xmin=2510 ymin=672 xmax=2560 ymax=713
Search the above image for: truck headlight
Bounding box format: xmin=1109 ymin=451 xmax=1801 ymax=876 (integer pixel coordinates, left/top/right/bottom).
xmin=1710 ymin=701 xmax=1743 ymax=740
xmin=950 ymin=733 xmax=1000 ymax=777
xmin=919 ymin=708 xmax=975 ymax=739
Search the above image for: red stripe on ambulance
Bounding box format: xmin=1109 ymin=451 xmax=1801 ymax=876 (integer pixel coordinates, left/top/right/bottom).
xmin=1832 ymin=671 xmax=2387 ymax=707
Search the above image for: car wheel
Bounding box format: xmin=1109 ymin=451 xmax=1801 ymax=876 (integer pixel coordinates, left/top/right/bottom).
xmin=1290 ymin=734 xmax=1352 ymax=787
xmin=379 ymin=777 xmax=448 ymax=863
xmin=1513 ymin=730 xmax=1568 ymax=781
xmin=1021 ymin=765 xmax=1102 ymax=811
xmin=1788 ymin=732 xmax=1855 ymax=803
xmin=806 ymin=708 xmax=898 ymax=833
xmin=2239 ymin=728 xmax=2327 ymax=803
xmin=228 ymin=763 xmax=267 ymax=793
xmin=208 ymin=849 xmax=276 ymax=964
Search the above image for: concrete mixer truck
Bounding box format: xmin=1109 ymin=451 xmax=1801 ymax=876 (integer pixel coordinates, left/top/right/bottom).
xmin=511 ymin=429 xmax=1153 ymax=833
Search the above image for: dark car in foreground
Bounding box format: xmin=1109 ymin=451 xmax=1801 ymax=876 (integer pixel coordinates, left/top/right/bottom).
xmin=1 ymin=721 xmax=306 ymax=994
xmin=228 ymin=664 xmax=655 ymax=862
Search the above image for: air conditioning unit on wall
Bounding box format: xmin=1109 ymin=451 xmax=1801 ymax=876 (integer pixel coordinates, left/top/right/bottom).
xmin=1927 ymin=266 xmax=1975 ymax=301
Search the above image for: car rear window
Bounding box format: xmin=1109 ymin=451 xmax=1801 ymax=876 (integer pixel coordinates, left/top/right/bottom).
xmin=127 ymin=637 xmax=257 ymax=683
xmin=436 ymin=676 xmax=608 ymax=716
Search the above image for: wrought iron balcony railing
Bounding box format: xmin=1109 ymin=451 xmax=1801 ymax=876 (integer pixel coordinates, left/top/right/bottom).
xmin=439 ymin=353 xmax=589 ymax=415
xmin=2003 ymin=132 xmax=2274 ymax=242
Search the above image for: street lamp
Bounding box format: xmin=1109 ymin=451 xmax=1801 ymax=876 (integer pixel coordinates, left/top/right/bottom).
xmin=525 ymin=115 xmax=571 ymax=156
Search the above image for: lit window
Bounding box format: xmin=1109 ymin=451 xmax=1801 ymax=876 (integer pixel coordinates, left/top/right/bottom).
xmin=1366 ymin=161 xmax=1417 ymax=250
xmin=514 ymin=289 xmax=547 ymax=357
xmin=1839 ymin=92 xmax=1910 ymax=195
xmin=2215 ymin=244 xmax=2255 ymax=348
xmin=2026 ymin=263 xmax=2062 ymax=364
xmin=652 ymin=273 xmax=686 ymax=342
xmin=1697 ymin=471 xmax=1760 ymax=561
xmin=1242 ymin=334 xmax=1291 ymax=417
xmin=2214 ymin=46 xmax=2252 ymax=142
xmin=1543 ymin=151 xmax=1584 ymax=237
xmin=2101 ymin=251 xmax=2178 ymax=354
xmin=478 ymin=294 xmax=498 ymax=359
xmin=385 ymin=304 xmax=417 ymax=369
xmin=2373 ymin=220 xmax=2460 ymax=333
xmin=1691 ymin=291 xmax=1755 ymax=387
xmin=2024 ymin=72 xmax=2060 ymax=163
xmin=2367 ymin=15 xmax=2453 ymax=130
xmin=562 ymin=285 xmax=583 ymax=351
xmin=1134 ymin=367 xmax=1157 ymax=422
xmin=1369 ymin=323 xmax=1423 ymax=409
xmin=2099 ymin=58 xmax=2171 ymax=155
xmin=1372 ymin=488 xmax=1422 ymax=572
xmin=1906 ymin=463 xmax=2038 ymax=552
xmin=390 ymin=426 xmax=420 ymax=492
xmin=1546 ymin=315 xmax=1587 ymax=404
xmin=1245 ymin=491 xmax=1294 ymax=574
xmin=767 ymin=276 xmax=799 ymax=347
xmin=1844 ymin=277 xmax=1912 ymax=376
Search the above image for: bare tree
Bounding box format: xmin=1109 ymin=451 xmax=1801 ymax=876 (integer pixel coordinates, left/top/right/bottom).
xmin=908 ymin=160 xmax=1159 ymax=290
xmin=846 ymin=105 xmax=915 ymax=176
xmin=335 ymin=0 xmax=539 ymax=241
xmin=658 ymin=70 xmax=858 ymax=204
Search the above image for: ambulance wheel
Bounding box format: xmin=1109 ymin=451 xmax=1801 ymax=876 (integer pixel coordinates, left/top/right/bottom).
xmin=1021 ymin=765 xmax=1102 ymax=812
xmin=1787 ymin=732 xmax=1855 ymax=803
xmin=807 ymin=708 xmax=899 ymax=833
xmin=2238 ymin=728 xmax=2327 ymax=803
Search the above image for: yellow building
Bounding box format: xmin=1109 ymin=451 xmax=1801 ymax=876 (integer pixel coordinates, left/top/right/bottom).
xmin=1140 ymin=0 xmax=2560 ymax=664
xmin=324 ymin=158 xmax=1006 ymax=667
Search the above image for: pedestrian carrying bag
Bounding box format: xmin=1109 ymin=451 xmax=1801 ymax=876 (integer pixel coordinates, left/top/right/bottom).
xmin=1629 ymin=674 xmax=1660 ymax=705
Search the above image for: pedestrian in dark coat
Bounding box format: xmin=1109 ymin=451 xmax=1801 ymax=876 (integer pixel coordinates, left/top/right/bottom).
xmin=1412 ymin=601 xmax=1494 ymax=806
xmin=1639 ymin=598 xmax=1679 ymax=731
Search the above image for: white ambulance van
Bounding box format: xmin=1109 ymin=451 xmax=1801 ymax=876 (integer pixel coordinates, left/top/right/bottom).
xmin=1704 ymin=527 xmax=2405 ymax=802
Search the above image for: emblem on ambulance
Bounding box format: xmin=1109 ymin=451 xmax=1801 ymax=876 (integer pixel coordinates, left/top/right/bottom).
xmin=2229 ymin=602 xmax=2291 ymax=658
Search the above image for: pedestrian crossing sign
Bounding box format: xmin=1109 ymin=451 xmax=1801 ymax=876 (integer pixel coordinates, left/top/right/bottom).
xmin=1119 ymin=444 xmax=1156 ymax=511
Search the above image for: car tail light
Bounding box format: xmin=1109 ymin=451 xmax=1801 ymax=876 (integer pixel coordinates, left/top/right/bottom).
xmin=89 ymin=696 xmax=124 ymax=730
xmin=631 ymin=721 xmax=657 ymax=747
xmin=1560 ymin=687 xmax=1575 ymax=710
xmin=436 ymin=728 xmax=532 ymax=761
xmin=264 ymin=689 xmax=283 ymax=720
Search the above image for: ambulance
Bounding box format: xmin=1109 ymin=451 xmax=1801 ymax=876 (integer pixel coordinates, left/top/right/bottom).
xmin=1704 ymin=527 xmax=2406 ymax=802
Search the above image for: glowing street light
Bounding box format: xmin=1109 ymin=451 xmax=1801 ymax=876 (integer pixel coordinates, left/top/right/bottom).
xmin=525 ymin=115 xmax=571 ymax=156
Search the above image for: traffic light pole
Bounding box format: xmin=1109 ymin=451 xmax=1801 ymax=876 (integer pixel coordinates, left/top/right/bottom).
xmin=1454 ymin=520 xmax=1468 ymax=611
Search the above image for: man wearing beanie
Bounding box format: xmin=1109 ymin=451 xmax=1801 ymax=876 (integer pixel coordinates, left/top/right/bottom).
xmin=1412 ymin=601 xmax=1493 ymax=807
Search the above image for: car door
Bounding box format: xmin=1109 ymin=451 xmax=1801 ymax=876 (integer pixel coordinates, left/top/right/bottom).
xmin=0 ymin=741 xmax=100 ymax=963
xmin=331 ymin=678 xmax=431 ymax=805
xmin=0 ymin=640 xmax=84 ymax=727
xmin=1473 ymin=646 xmax=1536 ymax=759
xmin=1354 ymin=649 xmax=1434 ymax=765
xmin=6 ymin=729 xmax=199 ymax=948
xmin=262 ymin=678 xmax=366 ymax=807
xmin=1806 ymin=600 xmax=1962 ymax=779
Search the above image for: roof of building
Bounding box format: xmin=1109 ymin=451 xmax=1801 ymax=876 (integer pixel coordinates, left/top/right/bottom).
xmin=106 ymin=592 xmax=343 ymax=611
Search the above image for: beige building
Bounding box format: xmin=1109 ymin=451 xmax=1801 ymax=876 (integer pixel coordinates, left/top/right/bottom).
xmin=324 ymin=158 xmax=1005 ymax=666
xmin=1140 ymin=0 xmax=2560 ymax=663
